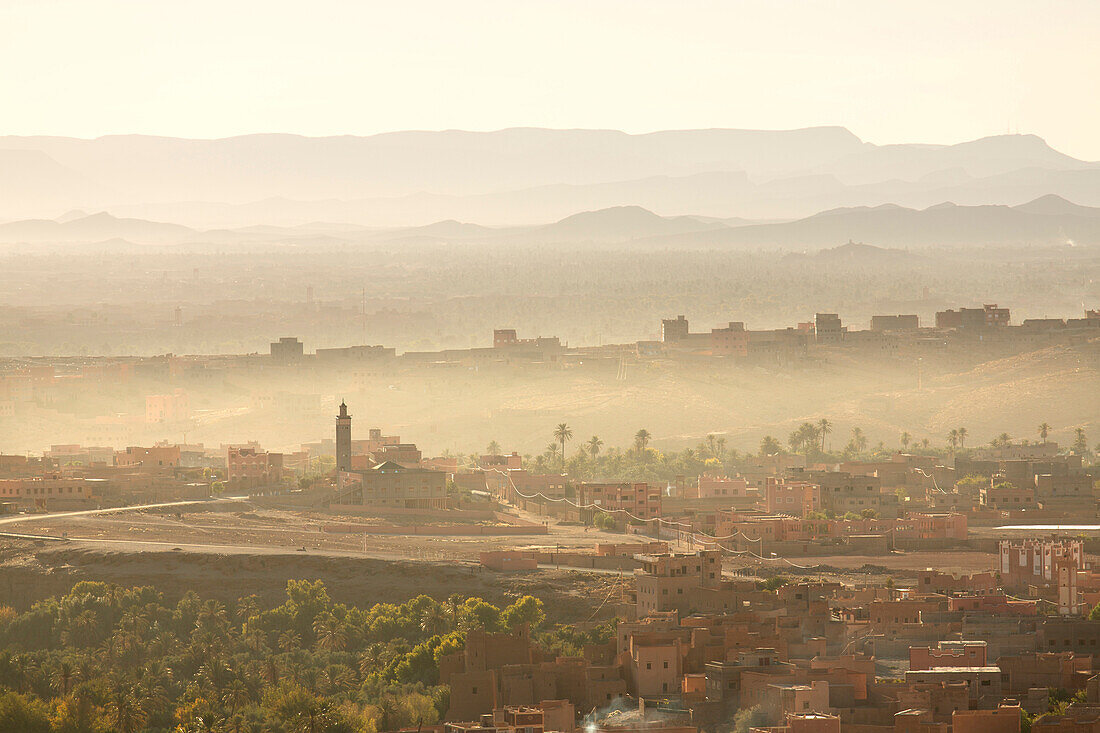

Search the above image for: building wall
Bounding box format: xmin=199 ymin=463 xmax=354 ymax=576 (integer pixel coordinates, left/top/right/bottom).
xmin=628 ymin=638 xmax=682 ymax=696
xmin=115 ymin=445 xmax=180 ymax=468
xmin=951 ymin=706 xmax=1021 ymax=733
xmin=909 ymin=644 xmax=987 ymax=671
xmin=227 ymin=447 xmax=284 ymax=488
xmin=581 ymin=482 xmax=661 ymax=520
xmin=337 ymin=466 xmax=448 ymax=510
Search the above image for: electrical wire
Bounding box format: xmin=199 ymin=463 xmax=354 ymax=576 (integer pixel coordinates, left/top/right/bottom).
xmin=484 ymin=466 xmax=818 ymax=568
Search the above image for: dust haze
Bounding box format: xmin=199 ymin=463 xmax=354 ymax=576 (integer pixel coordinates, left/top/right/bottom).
xmin=1 ymin=128 xmax=1098 ymax=457
xmin=3 ymin=8 xmax=1100 ymax=730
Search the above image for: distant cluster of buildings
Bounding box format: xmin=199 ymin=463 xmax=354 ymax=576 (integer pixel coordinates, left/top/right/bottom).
xmin=0 ymin=301 xmax=1094 ymax=448
xmin=657 ymin=305 xmax=1099 ymax=364
xmin=456 ymin=440 xmax=1096 ymax=564
xmin=1 ymin=443 xmax=204 ymax=511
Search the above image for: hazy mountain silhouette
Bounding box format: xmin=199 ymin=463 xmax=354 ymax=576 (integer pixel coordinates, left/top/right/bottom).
xmin=2 ymin=128 xmax=1097 ymax=226
xmin=817 ymin=134 xmax=1088 ymax=184
xmin=5 ymin=196 xmax=1100 ymax=250
xmin=782 ymin=242 xmax=921 ymax=263
xmin=646 ymin=197 xmax=1100 ymax=249
xmin=531 ymin=206 xmax=724 ymax=242
xmin=0 ymin=212 xmax=197 ymax=244
xmin=1011 ymin=193 xmax=1100 ymax=218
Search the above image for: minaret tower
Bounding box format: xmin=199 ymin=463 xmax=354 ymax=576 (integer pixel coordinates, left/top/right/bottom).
xmin=336 ymin=400 xmax=352 ymax=471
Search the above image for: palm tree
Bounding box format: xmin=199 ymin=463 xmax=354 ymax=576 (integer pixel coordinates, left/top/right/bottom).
xmin=760 ymin=435 xmax=781 ymax=456
xmin=419 ymin=604 xmax=447 ymax=635
xmin=850 ymin=427 xmax=868 ymax=454
xmin=62 ymin=609 xmax=100 ymax=648
xmin=586 ymin=436 xmax=603 ymax=460
xmin=52 ymin=659 xmax=75 ymax=695
xmin=634 ymin=429 xmax=652 ymax=459
xmin=1074 ymin=427 xmax=1088 ymax=455
xmin=997 ymin=432 xmax=1011 ymax=448
xmin=107 ymin=676 xmax=146 ymax=733
xmin=789 ymin=423 xmax=819 ymax=456
xmin=359 ymin=642 xmax=384 ymax=677
xmin=957 ymin=427 xmax=968 ymax=449
xmin=1039 ymin=423 xmax=1051 ymax=444
xmin=900 ymin=432 xmax=911 ymax=451
xmin=920 ymin=438 xmax=930 ymax=451
xmin=312 ymin=615 xmax=347 ymax=652
xmin=486 ymin=440 xmax=501 ymax=456
xmin=947 ymin=429 xmax=959 ymax=451
xmin=445 ymin=593 xmax=464 ymax=628
xmin=277 ymin=631 xmax=301 ymax=655
xmin=222 ymin=678 xmax=252 ymax=713
xmin=236 ymin=595 xmax=260 ymax=623
xmin=553 ymin=423 xmax=573 ymax=473
xmin=705 ymin=434 xmax=720 ymax=460
xmin=817 ymin=419 xmax=832 ymax=452
xmin=196 ymin=599 xmax=228 ymax=633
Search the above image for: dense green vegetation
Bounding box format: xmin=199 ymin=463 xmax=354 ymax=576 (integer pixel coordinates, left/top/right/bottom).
xmin=0 ymin=581 xmax=614 ymax=733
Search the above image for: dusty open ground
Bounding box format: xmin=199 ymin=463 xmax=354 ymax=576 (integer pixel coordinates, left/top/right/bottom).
xmin=3 ymin=503 xmax=629 ymax=562
xmin=0 ymin=500 xmax=1005 ymax=613
xmin=725 ymin=551 xmax=998 ymax=580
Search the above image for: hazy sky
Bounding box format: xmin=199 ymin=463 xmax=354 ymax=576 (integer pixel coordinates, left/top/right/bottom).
xmin=3 ymin=0 xmax=1099 ymax=158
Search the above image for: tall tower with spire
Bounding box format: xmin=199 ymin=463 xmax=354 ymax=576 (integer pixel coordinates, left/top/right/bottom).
xmin=336 ymin=401 xmax=352 ymax=472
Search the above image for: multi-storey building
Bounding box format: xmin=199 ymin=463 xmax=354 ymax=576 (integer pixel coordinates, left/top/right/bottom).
xmin=227 ymin=446 xmax=284 ymax=489
xmin=335 ymin=461 xmax=448 ymax=511
xmin=797 ymin=470 xmax=888 ymax=517
xmin=764 ymin=477 xmax=821 ymax=516
xmin=579 ymin=482 xmax=661 ymax=521
xmin=270 ymin=336 xmax=304 ymax=364
xmin=115 ymin=445 xmax=180 ymax=468
xmin=999 ymin=539 xmax=1086 ymax=615
xmin=634 ymin=550 xmax=723 ymax=616
xmin=935 ymin=304 xmax=1010 ymax=329
xmin=145 ymin=389 xmax=190 ymax=424
xmin=870 ymin=314 xmax=920 ymax=331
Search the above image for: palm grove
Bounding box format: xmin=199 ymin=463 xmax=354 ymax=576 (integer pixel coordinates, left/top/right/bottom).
xmin=504 ymin=422 xmax=1094 ymax=486
xmin=0 ymin=580 xmax=612 ymax=733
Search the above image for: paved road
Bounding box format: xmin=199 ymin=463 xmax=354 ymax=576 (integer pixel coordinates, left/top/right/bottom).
xmin=0 ymin=497 xmax=248 ymax=527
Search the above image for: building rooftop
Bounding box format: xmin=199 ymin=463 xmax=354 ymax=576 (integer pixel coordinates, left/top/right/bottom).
xmin=908 ymin=666 xmax=1001 ymax=673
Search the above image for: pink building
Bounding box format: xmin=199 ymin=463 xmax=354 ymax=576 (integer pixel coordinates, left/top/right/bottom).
xmin=145 ymin=389 xmax=190 ymax=423
xmin=581 ymin=482 xmax=662 ymax=520
xmin=227 ymin=447 xmax=284 ymax=489
xmin=910 ymin=642 xmax=987 ymax=671
xmin=698 ymin=474 xmax=750 ymax=499
xmin=765 ymin=477 xmax=820 ymax=516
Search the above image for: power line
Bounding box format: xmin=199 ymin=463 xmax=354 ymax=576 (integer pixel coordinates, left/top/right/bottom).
xmin=484 ymin=467 xmax=818 ymax=568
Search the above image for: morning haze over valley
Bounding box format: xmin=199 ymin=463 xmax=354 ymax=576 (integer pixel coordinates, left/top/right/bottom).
xmin=0 ymin=3 xmax=1098 ymax=732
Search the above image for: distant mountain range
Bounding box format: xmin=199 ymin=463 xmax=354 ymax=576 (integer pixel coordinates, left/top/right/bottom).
xmin=641 ymin=195 xmax=1100 ymax=249
xmin=0 ymin=212 xmax=198 ymax=244
xmin=0 ymin=127 xmax=1098 ymax=227
xmin=3 ymin=195 xmax=1099 ymax=250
